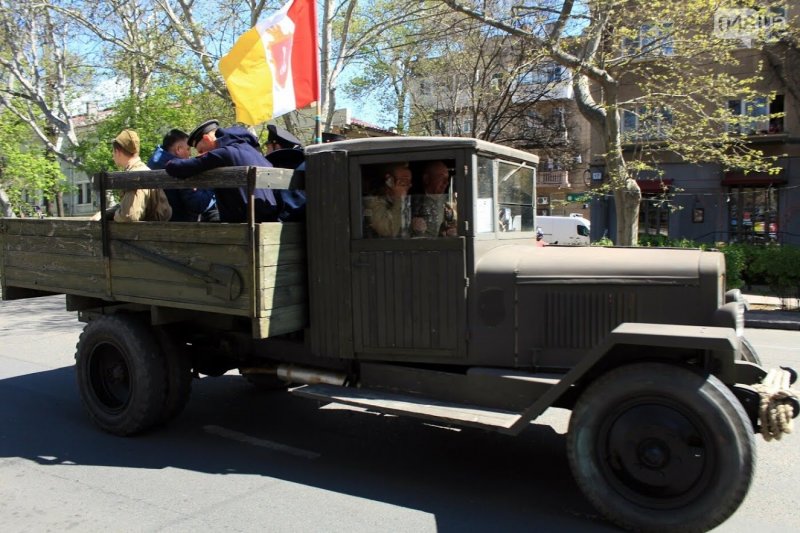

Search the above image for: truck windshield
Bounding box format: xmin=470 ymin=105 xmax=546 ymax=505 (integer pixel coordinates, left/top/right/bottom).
xmin=476 ymin=156 xmax=535 ymax=233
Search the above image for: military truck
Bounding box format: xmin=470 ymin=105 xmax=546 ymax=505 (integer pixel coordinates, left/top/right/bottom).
xmin=1 ymin=137 xmax=797 ymax=532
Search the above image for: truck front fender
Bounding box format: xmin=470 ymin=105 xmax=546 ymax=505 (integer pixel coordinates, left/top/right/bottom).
xmin=506 ymin=323 xmax=740 ymax=435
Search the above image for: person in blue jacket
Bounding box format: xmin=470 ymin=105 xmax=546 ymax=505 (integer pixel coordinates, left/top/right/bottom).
xmin=264 ymin=124 xmax=306 ymax=223
xmin=165 ymin=120 xmax=280 ymax=223
xmin=148 ymin=128 xmax=218 ymax=222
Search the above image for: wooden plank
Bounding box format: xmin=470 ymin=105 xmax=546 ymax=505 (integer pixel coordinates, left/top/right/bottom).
xmin=259 ymin=243 xmax=305 ymax=266
xmin=109 ymin=222 xmax=249 ymax=245
xmin=103 ymin=166 xmax=299 ymax=191
xmin=258 ymin=284 xmax=307 ymax=309
xmin=1 ymin=266 xmax=107 ymax=296
xmin=109 ymin=240 xmax=251 ymax=268
xmin=256 ymin=222 xmax=305 ymax=245
xmin=101 ymin=291 xmax=251 ymax=317
xmin=4 ymin=251 xmax=104 ymax=275
xmin=1 ymin=219 xmax=100 ymax=239
xmin=258 ymin=264 xmax=306 ymax=289
xmin=4 ymin=235 xmax=102 ymax=256
xmin=252 ymin=303 xmax=308 ymax=338
xmin=111 ymin=276 xmax=250 ymax=311
xmin=109 ymin=258 xmax=251 ymax=289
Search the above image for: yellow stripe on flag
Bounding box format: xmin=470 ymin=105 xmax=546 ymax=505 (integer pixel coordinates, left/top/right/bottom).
xmin=219 ymin=27 xmax=275 ymax=125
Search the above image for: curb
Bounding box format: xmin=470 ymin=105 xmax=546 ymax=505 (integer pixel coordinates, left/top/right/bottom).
xmin=745 ymin=311 xmax=800 ymax=331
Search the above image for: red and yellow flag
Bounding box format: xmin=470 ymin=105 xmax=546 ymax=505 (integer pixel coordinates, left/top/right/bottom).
xmin=219 ymin=0 xmax=319 ymax=125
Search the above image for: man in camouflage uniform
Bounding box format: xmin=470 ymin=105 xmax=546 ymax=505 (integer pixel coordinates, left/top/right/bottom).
xmin=363 ymin=162 xmax=413 ymax=238
xmin=411 ymin=160 xmax=455 ymax=237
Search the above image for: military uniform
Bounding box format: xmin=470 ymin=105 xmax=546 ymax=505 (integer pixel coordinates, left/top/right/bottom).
xmin=114 ymin=159 xmax=172 ymax=222
xmin=364 ymin=195 xmax=411 ymax=238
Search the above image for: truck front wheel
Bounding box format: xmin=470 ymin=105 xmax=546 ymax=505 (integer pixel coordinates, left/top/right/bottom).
xmin=567 ymin=362 xmax=754 ymax=532
xmin=75 ymin=315 xmax=166 ymax=436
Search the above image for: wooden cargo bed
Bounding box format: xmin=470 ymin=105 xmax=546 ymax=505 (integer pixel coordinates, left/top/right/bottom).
xmin=0 ymin=166 xmax=307 ymax=338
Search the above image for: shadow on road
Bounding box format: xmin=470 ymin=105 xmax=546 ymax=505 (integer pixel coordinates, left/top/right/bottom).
xmin=0 ymin=366 xmax=617 ymax=532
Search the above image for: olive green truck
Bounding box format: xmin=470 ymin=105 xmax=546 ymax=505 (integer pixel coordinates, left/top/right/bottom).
xmin=1 ymin=137 xmax=797 ymax=532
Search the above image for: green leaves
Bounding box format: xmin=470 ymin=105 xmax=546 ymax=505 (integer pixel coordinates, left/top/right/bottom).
xmin=0 ymin=113 xmax=66 ymax=217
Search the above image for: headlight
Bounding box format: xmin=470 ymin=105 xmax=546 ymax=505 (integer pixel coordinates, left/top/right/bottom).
xmin=714 ymin=301 xmax=745 ymax=336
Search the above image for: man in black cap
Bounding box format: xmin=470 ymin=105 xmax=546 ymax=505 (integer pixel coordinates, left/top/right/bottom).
xmin=263 ymin=124 xmax=306 ymax=223
xmin=265 ymin=124 xmax=303 ymax=153
xmin=322 ymin=132 xmax=346 ymax=143
xmin=165 ymin=119 xmax=280 ymax=223
xmin=148 ymin=128 xmax=218 ymax=222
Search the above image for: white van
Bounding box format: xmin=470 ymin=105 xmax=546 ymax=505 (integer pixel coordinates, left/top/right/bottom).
xmin=536 ymin=215 xmax=591 ymax=245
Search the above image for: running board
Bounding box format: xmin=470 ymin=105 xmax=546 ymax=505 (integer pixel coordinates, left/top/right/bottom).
xmin=293 ymin=384 xmax=522 ymax=431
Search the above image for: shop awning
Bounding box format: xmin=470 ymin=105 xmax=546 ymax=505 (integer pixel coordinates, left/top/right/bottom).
xmin=636 ymin=178 xmax=673 ymax=193
xmin=722 ymin=170 xmax=787 ymax=186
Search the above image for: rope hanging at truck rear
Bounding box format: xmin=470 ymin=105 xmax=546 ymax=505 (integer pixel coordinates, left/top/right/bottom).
xmin=753 ymin=368 xmax=799 ymax=441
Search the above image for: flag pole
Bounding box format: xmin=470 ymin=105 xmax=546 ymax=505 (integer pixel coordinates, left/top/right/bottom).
xmin=314 ymin=101 xmax=322 ymax=145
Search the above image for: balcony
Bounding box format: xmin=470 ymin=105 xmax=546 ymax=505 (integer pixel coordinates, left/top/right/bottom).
xmin=537 ymin=170 xmax=570 ymax=188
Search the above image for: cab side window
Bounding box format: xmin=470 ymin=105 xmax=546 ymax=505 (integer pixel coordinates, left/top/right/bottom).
xmin=361 ymin=159 xmax=457 ymax=239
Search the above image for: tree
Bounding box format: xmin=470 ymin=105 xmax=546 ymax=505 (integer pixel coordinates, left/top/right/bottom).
xmin=445 ymin=0 xmax=785 ymax=245
xmin=73 ymin=83 xmax=225 ymax=177
xmin=0 ymin=0 xmax=87 ymax=168
xmin=0 ymin=112 xmax=67 ymax=217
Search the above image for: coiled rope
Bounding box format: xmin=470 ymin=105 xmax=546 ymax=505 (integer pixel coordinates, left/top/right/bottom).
xmin=753 ymin=368 xmax=799 ymax=441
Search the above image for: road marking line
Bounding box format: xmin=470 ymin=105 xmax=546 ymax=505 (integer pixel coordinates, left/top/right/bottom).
xmin=203 ymin=425 xmax=320 ymax=459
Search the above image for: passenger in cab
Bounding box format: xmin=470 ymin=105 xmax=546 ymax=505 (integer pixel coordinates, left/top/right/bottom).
xmin=363 ymin=162 xmax=412 ymax=238
xmin=411 ymin=160 xmax=456 ymax=237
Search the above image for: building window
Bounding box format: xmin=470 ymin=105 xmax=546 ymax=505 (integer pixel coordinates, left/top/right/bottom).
xmin=622 ymin=24 xmax=674 ymax=57
xmin=622 ymin=106 xmax=673 ymax=141
xmin=727 ymin=95 xmax=783 ymax=134
xmin=77 ymin=182 xmax=92 ymax=205
xmin=728 ymin=186 xmax=779 ymax=243
xmin=639 ymin=196 xmax=670 ymax=236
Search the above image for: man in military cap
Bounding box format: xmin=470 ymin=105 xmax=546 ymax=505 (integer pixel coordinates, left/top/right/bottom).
xmin=148 ymin=128 xmax=218 ymax=222
xmin=411 ymin=160 xmax=455 ymax=237
xmin=263 ymin=124 xmax=306 ymax=222
xmin=165 ymin=119 xmax=281 ymax=223
xmin=108 ymin=129 xmax=172 ymax=222
xmin=322 ymin=132 xmax=346 ymax=143
xmin=265 ymin=124 xmax=303 ymax=153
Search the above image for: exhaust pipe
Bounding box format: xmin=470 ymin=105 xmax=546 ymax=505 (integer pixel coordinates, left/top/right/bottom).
xmin=277 ymin=364 xmax=346 ymax=386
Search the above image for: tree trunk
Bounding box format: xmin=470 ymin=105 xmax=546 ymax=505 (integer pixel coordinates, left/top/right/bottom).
xmin=603 ymin=90 xmax=641 ymax=246
xmin=0 ymin=189 xmax=15 ymax=217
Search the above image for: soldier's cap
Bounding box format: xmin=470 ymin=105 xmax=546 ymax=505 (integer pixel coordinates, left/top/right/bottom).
xmin=267 ymin=124 xmax=303 ymax=149
xmin=112 ymin=129 xmax=140 ymax=155
xmin=187 ymin=119 xmax=220 ymax=148
xmin=322 ymin=132 xmax=346 ymax=143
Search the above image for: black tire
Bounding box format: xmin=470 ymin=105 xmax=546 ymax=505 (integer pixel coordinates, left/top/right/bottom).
xmin=75 ymin=315 xmax=167 ymax=436
xmin=155 ymin=328 xmax=193 ymax=424
xmin=567 ymin=362 xmax=754 ymax=533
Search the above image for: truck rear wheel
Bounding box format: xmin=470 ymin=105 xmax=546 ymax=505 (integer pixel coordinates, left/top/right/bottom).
xmin=567 ymin=362 xmax=754 ymax=532
xmin=155 ymin=328 xmax=193 ymax=424
xmin=75 ymin=315 xmax=166 ymax=436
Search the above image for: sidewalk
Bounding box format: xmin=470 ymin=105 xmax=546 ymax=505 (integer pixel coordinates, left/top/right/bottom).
xmin=744 ymin=294 xmax=800 ymax=331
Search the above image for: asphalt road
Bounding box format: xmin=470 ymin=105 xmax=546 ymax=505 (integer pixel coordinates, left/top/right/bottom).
xmin=0 ymin=295 xmax=798 ymax=532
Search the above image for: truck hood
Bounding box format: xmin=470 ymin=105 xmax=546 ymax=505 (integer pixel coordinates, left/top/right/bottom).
xmin=476 ymin=244 xmax=720 ymax=285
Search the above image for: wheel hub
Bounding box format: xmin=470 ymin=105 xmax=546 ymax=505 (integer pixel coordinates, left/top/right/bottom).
xmin=600 ymin=402 xmax=713 ymax=507
xmin=88 ymin=344 xmax=131 ymax=412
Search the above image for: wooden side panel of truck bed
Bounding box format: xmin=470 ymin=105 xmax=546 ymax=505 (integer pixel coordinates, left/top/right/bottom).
xmin=0 ymin=218 xmax=306 ymax=338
